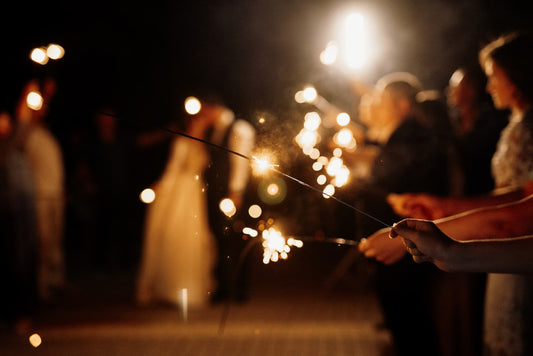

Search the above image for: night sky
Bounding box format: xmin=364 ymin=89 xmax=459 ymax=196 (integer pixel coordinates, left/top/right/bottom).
xmin=3 ymin=0 xmax=532 ymax=128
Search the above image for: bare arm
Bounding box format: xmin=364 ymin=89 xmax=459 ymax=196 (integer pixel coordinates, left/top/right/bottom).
xmin=390 ymin=218 xmax=533 ymax=273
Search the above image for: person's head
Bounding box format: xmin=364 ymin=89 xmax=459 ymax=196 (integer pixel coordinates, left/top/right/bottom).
xmin=368 ymin=72 xmax=423 ymax=129
xmin=479 ymin=32 xmax=533 ymax=112
xmin=447 ymin=63 xmax=490 ymax=110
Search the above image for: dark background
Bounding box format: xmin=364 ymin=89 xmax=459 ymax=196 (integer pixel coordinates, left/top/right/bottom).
xmin=2 ymin=0 xmax=532 ymax=268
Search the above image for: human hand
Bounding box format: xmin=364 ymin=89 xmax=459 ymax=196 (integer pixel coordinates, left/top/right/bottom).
xmin=390 ymin=219 xmax=456 ymax=271
xmin=358 ymin=227 xmax=407 ymax=265
xmin=387 ymin=193 xmax=447 ymax=219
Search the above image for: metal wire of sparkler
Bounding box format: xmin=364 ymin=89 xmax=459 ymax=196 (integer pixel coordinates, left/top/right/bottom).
xmin=159 ymin=126 xmax=392 ymax=229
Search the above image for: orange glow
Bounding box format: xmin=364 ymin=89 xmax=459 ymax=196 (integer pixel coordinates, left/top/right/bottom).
xmin=266 ymin=183 xmax=279 ymax=196
xmin=184 ymin=96 xmax=201 ymax=115
xmin=26 ymin=91 xmax=43 ymax=110
xmin=30 ymin=47 xmax=48 ymax=65
xmin=140 ymin=188 xmax=156 ymax=203
xmin=47 ymin=43 xmax=65 ymax=59
xmin=219 ymin=198 xmax=236 ymax=217
xmin=29 ymin=333 xmax=42 ymax=348
xmin=248 ymin=204 xmax=262 ymax=218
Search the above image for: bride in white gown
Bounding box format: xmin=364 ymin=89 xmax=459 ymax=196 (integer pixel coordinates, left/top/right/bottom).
xmin=136 ymin=114 xmax=216 ymax=308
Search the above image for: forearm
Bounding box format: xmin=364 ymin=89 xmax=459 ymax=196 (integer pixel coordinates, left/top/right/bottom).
xmin=436 ymin=194 xmax=533 ymax=241
xmin=445 ymin=236 xmax=533 ymax=273
xmin=441 ymin=187 xmax=524 ymax=215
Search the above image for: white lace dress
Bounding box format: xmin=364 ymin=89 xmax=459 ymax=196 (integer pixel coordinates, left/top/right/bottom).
xmin=136 ymin=138 xmax=216 ymax=308
xmin=484 ymin=111 xmax=533 ymax=356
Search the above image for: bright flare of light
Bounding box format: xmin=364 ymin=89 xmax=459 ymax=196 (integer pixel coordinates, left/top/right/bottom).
xmin=333 ymin=166 xmax=350 ymax=187
xmin=302 ymin=86 xmax=318 ymax=103
xmin=304 ymin=112 xmax=321 ymax=131
xmin=266 ymin=183 xmax=279 ymax=196
xmin=30 ymin=47 xmax=48 ymax=65
xmin=219 ymin=198 xmax=236 ymax=217
xmin=262 ymin=227 xmax=302 ymax=264
xmin=334 ymin=128 xmax=354 ymax=147
xmin=326 ymin=157 xmax=343 ymax=176
xmin=29 ymin=333 xmax=42 ymax=348
xmin=323 ymin=184 xmax=335 ymax=198
xmin=320 ymin=41 xmax=338 ymax=65
xmin=295 ymin=129 xmax=319 ymax=149
xmin=140 ymin=188 xmax=156 ymax=204
xmin=336 ymin=112 xmax=351 ymax=126
xmin=294 ymin=90 xmax=305 ymax=103
xmin=26 ymin=91 xmax=43 ymax=110
xmin=342 ymin=12 xmax=367 ymax=70
xmin=243 ymin=227 xmax=258 ymax=237
xmin=252 ymin=155 xmax=277 ymax=175
xmin=309 ymin=148 xmax=320 ymax=160
xmin=317 ymin=156 xmax=329 ymax=165
xmin=317 ymin=174 xmax=327 ymax=185
xmin=333 ymin=148 xmax=343 ymax=157
xmin=46 ymin=43 xmax=65 ymax=59
xmin=312 ymin=161 xmax=323 ymax=171
xmin=248 ymin=204 xmax=262 ymax=218
xmin=184 ymin=96 xmax=201 ymax=115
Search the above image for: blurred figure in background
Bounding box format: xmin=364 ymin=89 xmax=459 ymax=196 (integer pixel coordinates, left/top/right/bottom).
xmin=446 ymin=63 xmax=508 ymax=197
xmin=0 ymin=109 xmax=39 ymax=334
xmin=15 ymin=77 xmax=66 ymax=301
xmin=355 ymin=72 xmax=457 ymax=356
xmin=388 ymin=31 xmax=533 ymax=356
xmin=136 ymin=96 xmax=220 ymax=309
xmin=200 ymin=94 xmax=256 ymax=304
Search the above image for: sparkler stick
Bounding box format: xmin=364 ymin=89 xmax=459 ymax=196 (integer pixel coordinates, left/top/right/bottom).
xmin=159 ymin=126 xmax=391 ymax=229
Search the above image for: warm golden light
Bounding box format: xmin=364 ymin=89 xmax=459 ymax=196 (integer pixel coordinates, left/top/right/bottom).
xmin=317 ymin=174 xmax=327 ymax=185
xmin=323 ymin=184 xmax=335 ymax=198
xmin=184 ymin=96 xmax=201 ymax=115
xmin=248 ymin=204 xmax=262 ymax=218
xmin=294 ymin=90 xmax=306 ymax=103
xmin=243 ymin=227 xmax=258 ymax=237
xmin=336 ymin=112 xmax=350 ymax=126
xmin=334 ymin=128 xmax=354 ymax=147
xmin=262 ymin=227 xmax=302 ymax=264
xmin=30 ymin=47 xmax=48 ymax=65
xmin=140 ymin=188 xmax=156 ymax=204
xmin=219 ymin=198 xmax=236 ymax=217
xmin=266 ymin=183 xmax=280 ymax=196
xmin=26 ymin=91 xmax=43 ymax=110
xmin=47 ymin=43 xmax=65 ymax=59
xmin=312 ymin=161 xmax=323 ymax=171
xmin=29 ymin=333 xmax=42 ymax=348
xmin=302 ymin=86 xmax=318 ymax=103
xmin=295 ymin=129 xmax=319 ymax=149
xmin=326 ymin=157 xmax=343 ymax=176
xmin=320 ymin=41 xmax=338 ymax=65
xmin=342 ymin=12 xmax=367 ymax=69
xmin=304 ymin=112 xmax=321 ymax=131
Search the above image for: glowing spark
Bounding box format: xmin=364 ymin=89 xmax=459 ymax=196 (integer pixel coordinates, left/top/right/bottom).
xmin=243 ymin=227 xmax=258 ymax=237
xmin=252 ymin=155 xmax=278 ymax=175
xmin=248 ymin=204 xmax=262 ymax=218
xmin=342 ymin=12 xmax=367 ymax=70
xmin=312 ymin=161 xmax=323 ymax=171
xmin=320 ymin=41 xmax=338 ymax=65
xmin=26 ymin=91 xmax=43 ymax=110
xmin=323 ymin=184 xmax=335 ymax=198
xmin=294 ymin=90 xmax=306 ymax=104
xmin=262 ymin=227 xmax=302 ymax=264
xmin=140 ymin=188 xmax=156 ymax=204
xmin=302 ymin=86 xmax=318 ymax=103
xmin=30 ymin=47 xmax=48 ymax=65
xmin=29 ymin=333 xmax=42 ymax=348
xmin=304 ymin=112 xmax=321 ymax=131
xmin=317 ymin=174 xmax=327 ymax=185
xmin=336 ymin=112 xmax=350 ymax=126
xmin=184 ymin=96 xmax=201 ymax=115
xmin=334 ymin=128 xmax=354 ymax=147
xmin=46 ymin=43 xmax=64 ymax=59
xmin=266 ymin=183 xmax=280 ymax=196
xmin=219 ymin=198 xmax=236 ymax=217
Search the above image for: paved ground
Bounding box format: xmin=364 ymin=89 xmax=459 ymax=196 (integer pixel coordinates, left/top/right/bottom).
xmin=0 ymin=243 xmax=395 ymax=356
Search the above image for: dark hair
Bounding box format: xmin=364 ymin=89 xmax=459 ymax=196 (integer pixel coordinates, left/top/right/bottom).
xmin=479 ymin=32 xmax=533 ymax=104
xmin=376 ymin=72 xmax=423 ymax=105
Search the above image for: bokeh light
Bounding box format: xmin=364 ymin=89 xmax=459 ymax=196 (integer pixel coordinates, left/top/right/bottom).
xmin=30 ymin=47 xmax=48 ymax=65
xmin=248 ymin=204 xmax=262 ymax=218
xmin=184 ymin=96 xmax=201 ymax=115
xmin=29 ymin=333 xmax=42 ymax=348
xmin=46 ymin=43 xmax=65 ymax=59
xmin=140 ymin=188 xmax=156 ymax=204
xmin=26 ymin=91 xmax=43 ymax=110
xmin=219 ymin=198 xmax=236 ymax=217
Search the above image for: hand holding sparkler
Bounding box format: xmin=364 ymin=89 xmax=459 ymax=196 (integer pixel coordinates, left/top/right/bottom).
xmin=358 ymin=227 xmax=407 ymax=265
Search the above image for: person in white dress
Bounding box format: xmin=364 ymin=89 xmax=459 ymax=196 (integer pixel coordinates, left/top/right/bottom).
xmin=136 ymin=109 xmax=218 ymax=309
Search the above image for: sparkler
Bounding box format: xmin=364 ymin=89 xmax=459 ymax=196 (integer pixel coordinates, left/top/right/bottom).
xmin=159 ymin=124 xmax=390 ymax=229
